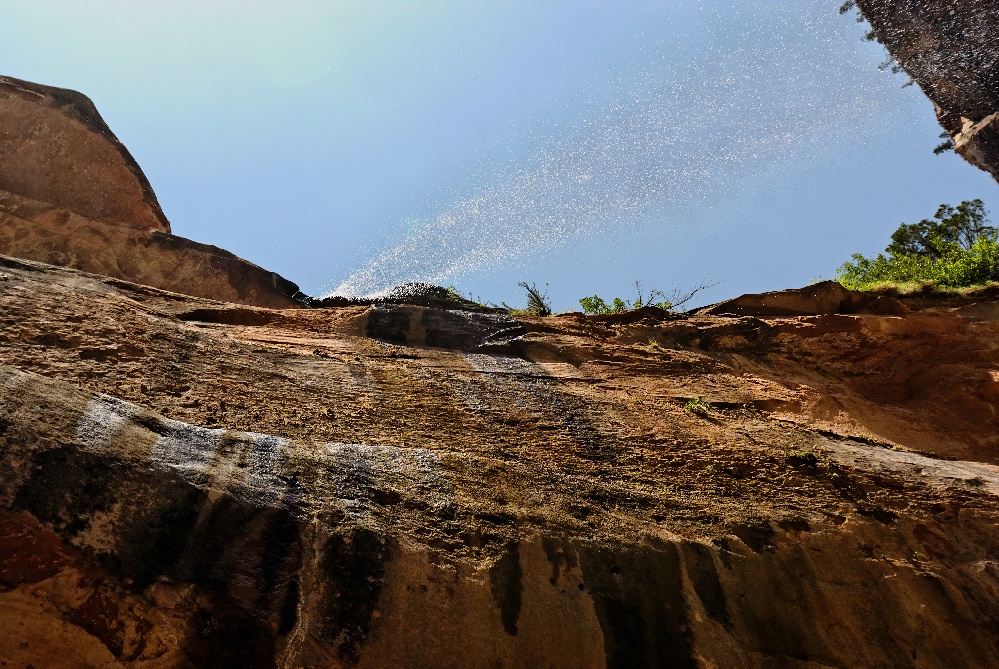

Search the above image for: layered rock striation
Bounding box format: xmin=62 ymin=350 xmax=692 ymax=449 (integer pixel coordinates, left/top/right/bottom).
xmin=3 ymin=73 xmax=999 ymax=668
xmin=1 ymin=254 xmax=998 ymax=667
xmin=0 ymin=76 xmax=305 ymax=308
xmin=855 ymin=0 xmax=999 ymax=183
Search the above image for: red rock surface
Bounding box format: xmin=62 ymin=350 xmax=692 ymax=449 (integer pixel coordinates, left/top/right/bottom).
xmin=1 ymin=256 xmax=998 ymax=668
xmin=0 ymin=75 xmax=305 ymax=309
xmin=0 ymin=76 xmax=169 ymax=232
xmin=3 ymin=68 xmax=999 ymax=667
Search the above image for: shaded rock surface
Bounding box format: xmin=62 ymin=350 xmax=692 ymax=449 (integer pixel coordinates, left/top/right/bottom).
xmin=0 ymin=75 xmax=304 ymax=308
xmin=855 ymin=0 xmax=999 ymax=182
xmin=695 ymin=280 xmax=897 ymax=317
xmin=1 ymin=254 xmax=998 ymax=668
xmin=315 ymin=283 xmax=504 ymax=313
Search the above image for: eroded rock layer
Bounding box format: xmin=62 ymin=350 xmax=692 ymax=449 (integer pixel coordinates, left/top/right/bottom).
xmin=0 ymin=76 xmax=304 ymax=309
xmin=855 ymin=0 xmax=999 ymax=182
xmin=1 ymin=255 xmax=997 ymax=668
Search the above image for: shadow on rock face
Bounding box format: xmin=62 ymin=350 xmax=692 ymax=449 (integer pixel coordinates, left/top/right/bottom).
xmin=316 ymin=526 xmax=394 ymax=664
xmin=577 ymin=541 xmax=696 ymax=669
xmin=359 ymin=304 xmax=526 ymax=352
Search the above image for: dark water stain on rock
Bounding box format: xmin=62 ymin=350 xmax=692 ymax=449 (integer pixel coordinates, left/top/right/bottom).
xmin=183 ymin=597 xmax=278 ymax=669
xmin=681 ymin=541 xmax=730 ymax=630
xmin=489 ymin=542 xmax=524 ymax=635
xmin=317 ymin=526 xmax=392 ymax=664
xmin=541 ymin=535 xmax=579 ymax=587
xmin=12 ymin=446 xmax=130 ymax=536
xmin=253 ymin=511 xmax=303 ymax=631
xmin=11 ymin=447 xmax=286 ymax=667
xmin=10 ymin=445 xmax=203 ymax=585
xmin=731 ymin=521 xmax=776 ymax=553
xmin=422 ymin=309 xmax=525 ymax=351
xmin=164 ymin=497 xmax=304 ymax=634
xmin=579 ymin=540 xmax=696 ymax=669
xmin=278 ymin=577 xmax=301 ymax=636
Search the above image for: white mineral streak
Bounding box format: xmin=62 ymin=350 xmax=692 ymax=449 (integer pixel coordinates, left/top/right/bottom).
xmin=148 ymin=420 xmax=302 ymax=508
xmin=819 ymin=437 xmax=999 ymax=496
xmin=74 ymin=394 xmax=142 ymax=450
xmin=323 ymin=442 xmax=452 ymax=522
xmin=463 ymin=353 xmax=544 ymax=377
xmin=72 ymin=392 xmax=454 ymax=517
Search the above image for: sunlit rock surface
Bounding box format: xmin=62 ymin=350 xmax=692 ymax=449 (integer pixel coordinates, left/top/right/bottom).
xmin=3 ymin=72 xmax=999 ymax=668
xmin=1 ymin=253 xmax=998 ymax=668
xmin=0 ymin=75 xmax=304 ymax=309
xmin=856 ymin=0 xmax=999 ymax=183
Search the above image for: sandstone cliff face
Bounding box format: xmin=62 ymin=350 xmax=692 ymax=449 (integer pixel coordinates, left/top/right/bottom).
xmin=1 ymin=256 xmax=998 ymax=668
xmin=3 ymin=69 xmax=999 ymax=668
xmin=0 ymin=76 xmax=304 ymax=308
xmin=855 ymin=0 xmax=999 ymax=182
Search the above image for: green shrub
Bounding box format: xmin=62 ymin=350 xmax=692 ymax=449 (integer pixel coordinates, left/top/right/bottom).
xmin=836 ymin=200 xmax=999 ymax=290
xmin=787 ymin=450 xmax=819 ymax=467
xmin=578 ymin=280 xmax=716 ymax=315
xmin=837 ymin=237 xmax=999 ymax=289
xmin=578 ymin=295 xmax=640 ymax=314
xmin=683 ymin=397 xmax=711 ymax=415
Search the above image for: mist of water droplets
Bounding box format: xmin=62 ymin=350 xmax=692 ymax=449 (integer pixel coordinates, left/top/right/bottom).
xmin=329 ymin=1 xmax=903 ymax=297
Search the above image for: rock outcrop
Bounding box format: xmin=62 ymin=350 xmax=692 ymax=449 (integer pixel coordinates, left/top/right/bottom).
xmin=0 ymin=75 xmax=304 ymax=308
xmin=855 ymin=0 xmax=999 ymax=183
xmin=3 ymin=71 xmax=999 ymax=668
xmin=0 ymin=76 xmax=170 ymax=233
xmin=1 ymin=254 xmax=998 ymax=668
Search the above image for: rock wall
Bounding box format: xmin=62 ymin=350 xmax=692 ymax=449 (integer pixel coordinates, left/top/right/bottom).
xmin=3 ymin=61 xmax=999 ymax=668
xmin=0 ymin=76 xmax=304 ymax=308
xmin=855 ymin=0 xmax=999 ymax=183
xmin=1 ymin=254 xmax=998 ymax=667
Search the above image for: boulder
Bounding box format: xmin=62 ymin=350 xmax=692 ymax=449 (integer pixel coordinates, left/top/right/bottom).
xmin=696 ymin=281 xmax=876 ymax=317
xmin=0 ymin=75 xmax=169 ymax=232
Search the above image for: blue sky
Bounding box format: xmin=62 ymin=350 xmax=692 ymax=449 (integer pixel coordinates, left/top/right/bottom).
xmin=2 ymin=1 xmax=996 ymax=309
